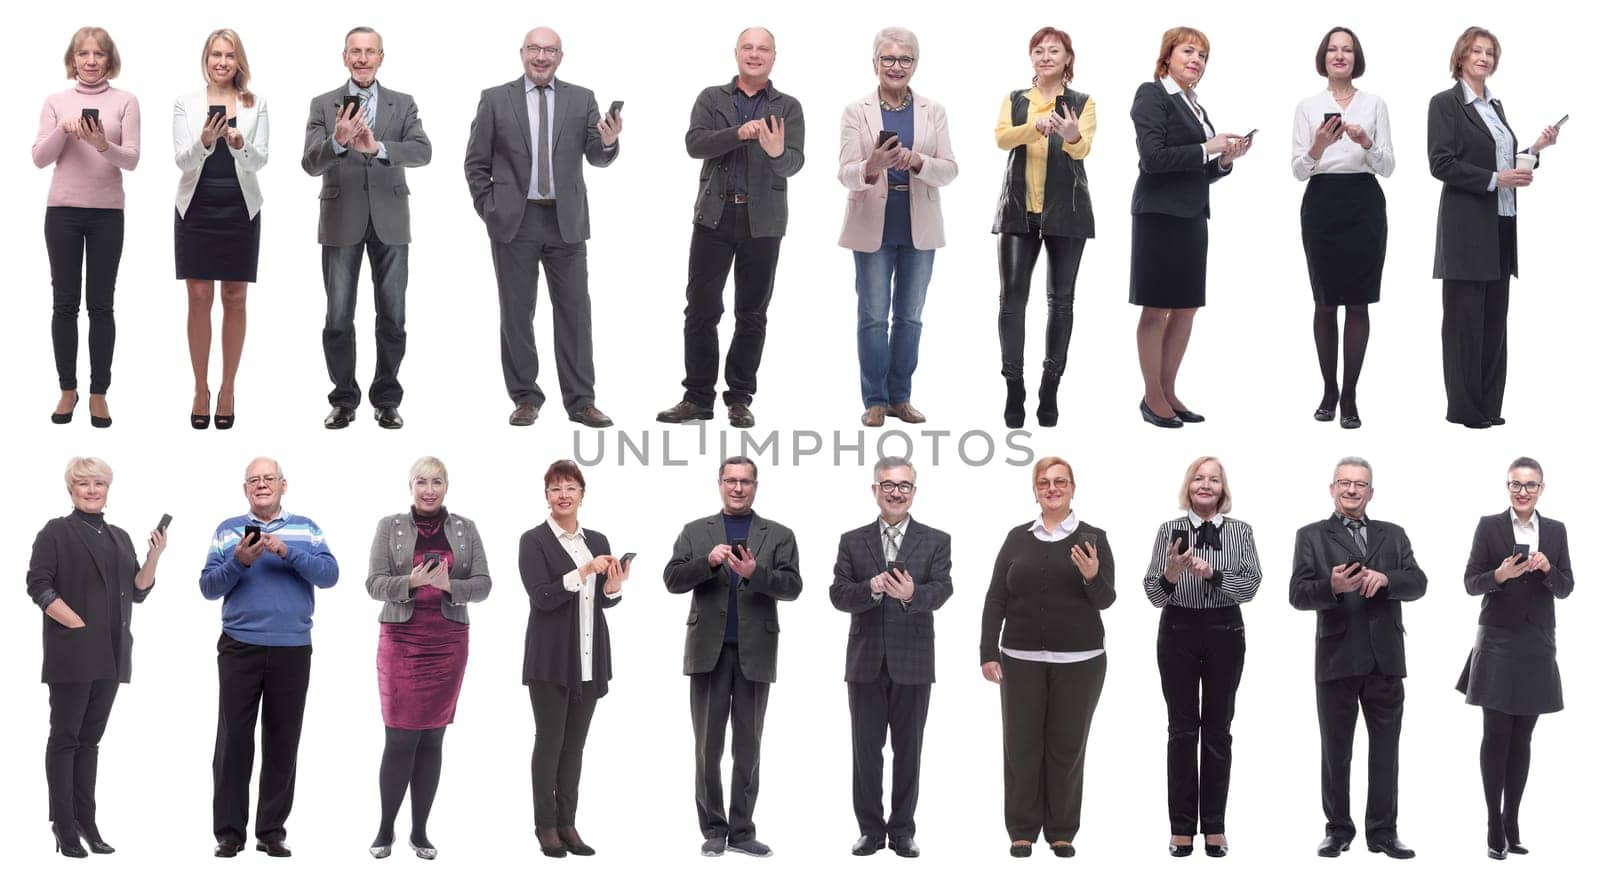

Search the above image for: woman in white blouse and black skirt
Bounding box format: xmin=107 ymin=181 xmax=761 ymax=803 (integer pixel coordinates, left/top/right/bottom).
xmin=1141 ymin=456 xmax=1260 ymax=858
xmin=1292 ymin=27 xmax=1393 ymax=430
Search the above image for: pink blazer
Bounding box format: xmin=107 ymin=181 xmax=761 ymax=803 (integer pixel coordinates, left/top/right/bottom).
xmin=836 ymin=92 xmax=958 ymax=252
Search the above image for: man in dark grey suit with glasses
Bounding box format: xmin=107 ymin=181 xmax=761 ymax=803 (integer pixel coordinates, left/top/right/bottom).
xmin=664 ymin=456 xmax=802 ymax=858
xmin=830 ymin=457 xmax=952 ymax=858
xmin=464 ymin=26 xmax=619 ymax=429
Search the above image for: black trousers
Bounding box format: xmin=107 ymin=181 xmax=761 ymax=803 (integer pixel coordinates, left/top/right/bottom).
xmin=1156 ymin=606 xmax=1245 ymax=834
xmin=1315 ymin=672 xmax=1403 ymax=842
xmin=46 ymin=680 xmax=120 ymax=826
xmin=997 ymin=231 xmax=1086 ymax=380
xmin=1441 ymin=216 xmax=1516 ymax=425
xmin=529 ymin=681 xmax=599 ymax=828
xmin=1000 ymin=653 xmax=1106 ymax=843
xmin=322 ymin=219 xmax=408 ymax=409
xmin=681 ymin=205 xmax=783 ymax=407
xmin=212 ymin=634 xmax=312 ymax=843
xmin=491 ymin=201 xmax=597 ymax=412
xmin=689 ymin=643 xmax=770 ymax=841
xmin=44 ymin=206 xmax=124 ymax=394
xmin=847 ymin=663 xmax=932 ymax=840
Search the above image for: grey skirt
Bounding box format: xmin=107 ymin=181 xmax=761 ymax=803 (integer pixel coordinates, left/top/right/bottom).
xmin=1456 ymin=622 xmax=1563 ymax=716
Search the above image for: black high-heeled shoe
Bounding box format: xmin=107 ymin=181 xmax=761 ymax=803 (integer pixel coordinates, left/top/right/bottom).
xmin=192 ymin=390 xmax=211 ymax=429
xmin=1169 ymin=840 xmax=1194 ymax=857
xmin=52 ymin=392 xmax=80 ymax=425
xmin=214 ymin=390 xmax=235 ymax=430
xmin=76 ymin=822 xmax=114 ymax=854
xmin=53 ymin=824 xmax=87 ymax=858
xmin=1140 ymin=400 xmax=1182 ymax=429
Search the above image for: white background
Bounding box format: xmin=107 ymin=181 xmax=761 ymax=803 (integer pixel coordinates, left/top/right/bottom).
xmin=3 ymin=2 xmax=1592 ymax=884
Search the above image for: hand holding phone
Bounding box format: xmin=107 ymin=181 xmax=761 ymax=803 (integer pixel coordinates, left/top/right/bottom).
xmin=607 ymin=100 xmax=624 ymax=121
xmin=1555 ymin=113 xmax=1570 ymax=129
xmin=1511 ymin=543 xmax=1531 ymax=563
xmin=1170 ymin=529 xmax=1190 ymax=555
xmin=156 ymin=513 xmax=173 ymax=534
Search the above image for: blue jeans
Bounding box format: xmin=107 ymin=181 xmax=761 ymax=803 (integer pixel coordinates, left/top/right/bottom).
xmin=855 ymin=246 xmax=935 ymax=408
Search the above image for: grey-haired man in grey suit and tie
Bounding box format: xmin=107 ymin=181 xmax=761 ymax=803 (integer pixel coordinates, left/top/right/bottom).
xmin=829 ymin=456 xmax=952 ymax=858
xmin=464 ymin=26 xmax=619 ymax=429
xmin=303 ymin=27 xmax=432 ymax=431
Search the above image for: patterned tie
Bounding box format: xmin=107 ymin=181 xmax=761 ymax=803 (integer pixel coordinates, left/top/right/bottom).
xmin=884 ymin=523 xmax=901 ymax=564
xmin=1343 ymin=518 xmax=1367 ymax=556
xmin=358 ymin=85 xmax=376 ymax=130
xmin=536 ymin=85 xmax=552 ymax=197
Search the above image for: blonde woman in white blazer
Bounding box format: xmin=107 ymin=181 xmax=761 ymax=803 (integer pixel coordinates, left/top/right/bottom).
xmin=173 ymin=28 xmax=268 ymax=431
xmin=837 ymin=27 xmax=958 ymax=429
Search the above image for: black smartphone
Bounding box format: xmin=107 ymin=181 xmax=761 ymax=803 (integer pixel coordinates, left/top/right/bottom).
xmin=729 ymin=537 xmax=749 ymax=558
xmin=1511 ymin=543 xmax=1531 ymax=562
xmin=339 ymin=95 xmax=360 ymax=119
xmin=1170 ymin=529 xmax=1190 ymax=554
xmin=81 ymin=108 xmax=100 ymax=124
xmin=242 ymin=524 xmax=261 ymax=545
xmin=877 ymin=130 xmax=898 ymax=148
xmin=1344 ymin=559 xmax=1364 ymax=575
xmin=1055 ymin=95 xmax=1069 ymax=117
xmin=607 ymin=100 xmax=624 ymax=119
xmin=156 ymin=513 xmax=173 ymax=534
xmin=1241 ymin=128 xmax=1258 ymax=140
xmin=1323 ymin=112 xmax=1342 ymax=124
xmin=886 ymin=559 xmax=905 ymax=574
xmin=421 ymin=553 xmax=442 ymax=571
xmin=1555 ymin=113 xmax=1569 ymax=128
xmin=207 ymin=104 xmax=227 ymax=124
xmin=619 ymin=552 xmax=636 ymax=566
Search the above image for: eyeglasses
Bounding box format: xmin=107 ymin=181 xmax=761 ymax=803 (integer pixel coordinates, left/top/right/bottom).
xmin=1507 ymin=481 xmax=1544 ymax=493
xmin=523 ymin=45 xmax=562 ymax=57
xmin=721 ymin=478 xmax=757 ymax=489
xmin=245 ymin=474 xmax=281 ymax=487
xmin=1035 ymin=478 xmax=1074 ymax=490
xmin=876 ymin=481 xmax=915 ymax=494
xmin=1334 ymin=479 xmax=1370 ymax=490
xmin=878 ymin=55 xmax=916 ymax=69
xmin=546 ymin=485 xmax=583 ymax=495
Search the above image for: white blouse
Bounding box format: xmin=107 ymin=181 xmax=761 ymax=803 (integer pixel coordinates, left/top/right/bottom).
xmin=1290 ymin=90 xmax=1395 ymax=180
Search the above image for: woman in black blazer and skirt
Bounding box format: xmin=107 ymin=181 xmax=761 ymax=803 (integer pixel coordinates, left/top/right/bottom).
xmin=1129 ymin=27 xmax=1251 ymax=428
xmin=520 ymin=460 xmax=630 ymax=857
xmin=1141 ymin=456 xmax=1259 ymax=857
xmin=980 ymin=456 xmax=1115 ymax=857
xmin=25 ymin=457 xmax=165 ymax=857
xmin=1458 ymin=457 xmax=1573 ymax=858
xmin=1428 ymin=27 xmax=1559 ymax=429
xmin=1292 ymin=27 xmax=1394 ymax=429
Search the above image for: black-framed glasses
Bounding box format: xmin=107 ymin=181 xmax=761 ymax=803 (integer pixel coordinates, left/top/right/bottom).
xmin=876 ymin=481 xmax=915 ymax=494
xmin=721 ymin=478 xmax=757 ymax=489
xmin=1507 ymin=481 xmax=1544 ymax=494
xmin=878 ymin=55 xmax=916 ymax=69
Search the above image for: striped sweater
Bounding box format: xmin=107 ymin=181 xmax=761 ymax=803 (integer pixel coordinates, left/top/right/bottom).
xmin=1141 ymin=515 xmax=1261 ymax=609
xmin=199 ymin=511 xmax=340 ymax=646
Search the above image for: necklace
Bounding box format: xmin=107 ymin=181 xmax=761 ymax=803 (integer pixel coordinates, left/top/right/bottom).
xmin=77 ymin=515 xmax=104 ymax=534
xmin=1330 ymin=87 xmax=1357 ymax=106
xmin=878 ymin=89 xmax=911 ymax=112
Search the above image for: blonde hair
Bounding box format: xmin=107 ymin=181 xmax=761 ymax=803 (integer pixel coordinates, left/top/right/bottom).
xmin=1031 ymin=456 xmax=1075 ymax=487
xmin=410 ymin=456 xmax=449 ymax=485
xmin=64 ymin=456 xmax=113 ymax=488
xmin=64 ymin=26 xmax=121 ymax=79
xmin=201 ymin=29 xmax=257 ymax=108
xmin=1177 ymin=456 xmax=1232 ymax=514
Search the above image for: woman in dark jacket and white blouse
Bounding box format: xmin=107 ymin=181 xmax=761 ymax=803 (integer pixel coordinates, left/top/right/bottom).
xmin=980 ymin=456 xmax=1114 ymax=858
xmin=1141 ymin=456 xmax=1260 ymax=857
xmin=1458 ymin=456 xmax=1573 ymax=859
xmin=365 ymin=456 xmax=491 ymax=860
xmin=520 ymin=459 xmax=631 ymax=858
xmin=26 ymin=456 xmax=165 ymax=857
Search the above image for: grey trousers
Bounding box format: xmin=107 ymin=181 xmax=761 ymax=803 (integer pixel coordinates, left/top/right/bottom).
xmin=491 ymin=201 xmax=597 ymax=412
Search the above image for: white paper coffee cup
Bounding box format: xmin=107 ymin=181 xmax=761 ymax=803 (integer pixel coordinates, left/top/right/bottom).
xmin=1514 ymin=152 xmax=1536 ymax=170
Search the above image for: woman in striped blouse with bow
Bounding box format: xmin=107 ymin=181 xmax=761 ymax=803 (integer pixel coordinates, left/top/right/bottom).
xmin=1142 ymin=456 xmax=1260 ymax=858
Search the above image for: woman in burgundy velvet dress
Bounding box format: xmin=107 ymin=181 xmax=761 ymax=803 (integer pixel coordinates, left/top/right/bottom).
xmin=364 ymin=456 xmax=491 ymax=860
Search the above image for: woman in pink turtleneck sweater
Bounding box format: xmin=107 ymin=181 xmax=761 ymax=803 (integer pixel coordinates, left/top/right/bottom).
xmin=32 ymin=27 xmax=140 ymax=428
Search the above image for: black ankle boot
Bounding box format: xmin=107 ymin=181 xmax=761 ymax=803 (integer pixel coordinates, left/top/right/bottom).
xmin=1037 ymin=377 xmax=1061 ymax=427
xmin=1004 ymin=379 xmax=1025 ymax=429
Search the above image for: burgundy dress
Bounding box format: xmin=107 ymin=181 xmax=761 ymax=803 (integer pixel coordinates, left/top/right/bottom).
xmin=377 ymin=510 xmax=469 ymax=730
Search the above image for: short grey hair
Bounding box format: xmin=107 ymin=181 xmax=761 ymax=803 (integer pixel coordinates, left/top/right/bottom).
xmin=65 ymin=456 xmax=113 ymax=489
xmin=244 ymin=457 xmax=284 ymax=480
xmin=345 ymin=26 xmax=382 ymax=50
xmin=873 ymin=456 xmax=916 ymax=482
xmin=873 ymin=26 xmax=919 ymax=60
xmin=1333 ymin=456 xmax=1373 ymax=484
xmin=410 ymin=456 xmax=448 ymax=485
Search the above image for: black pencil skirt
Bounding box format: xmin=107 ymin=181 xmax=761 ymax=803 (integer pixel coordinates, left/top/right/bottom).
xmin=1301 ymin=173 xmax=1386 ymax=306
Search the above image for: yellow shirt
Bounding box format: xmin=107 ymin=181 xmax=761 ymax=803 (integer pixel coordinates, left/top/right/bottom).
xmin=995 ymin=88 xmax=1097 ymax=214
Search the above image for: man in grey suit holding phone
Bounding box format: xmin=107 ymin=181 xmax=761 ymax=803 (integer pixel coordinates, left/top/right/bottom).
xmin=829 ymin=457 xmax=953 ymax=858
xmin=464 ymin=26 xmax=619 ymax=428
xmin=664 ymin=456 xmax=802 ymax=858
xmin=303 ymin=27 xmax=432 ymax=431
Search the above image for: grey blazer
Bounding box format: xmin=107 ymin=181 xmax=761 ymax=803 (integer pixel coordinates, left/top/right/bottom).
xmin=663 ymin=511 xmax=802 ymax=683
xmin=828 ymin=517 xmax=953 ymax=685
xmin=463 ymin=76 xmax=618 ymax=244
xmin=301 ymin=82 xmax=432 ymax=247
xmin=686 ymin=81 xmax=805 ymax=238
xmin=367 ymin=512 xmax=491 ymax=624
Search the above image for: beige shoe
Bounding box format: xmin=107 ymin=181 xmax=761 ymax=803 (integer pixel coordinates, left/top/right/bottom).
xmin=888 ymin=402 xmax=926 ymax=423
xmin=861 ymin=405 xmax=887 ymax=427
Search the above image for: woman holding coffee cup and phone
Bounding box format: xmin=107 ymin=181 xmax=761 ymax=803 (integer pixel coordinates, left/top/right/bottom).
xmin=1140 ymin=456 xmax=1260 ymax=857
xmin=34 ymin=27 xmax=141 ymax=428
xmin=1457 ymin=457 xmax=1573 ymax=859
xmin=1291 ymin=27 xmax=1394 ymax=429
xmin=992 ymin=27 xmax=1097 ymax=429
xmin=1427 ymin=26 xmax=1560 ymax=428
xmin=174 ymin=28 xmax=269 ymax=431
xmin=519 ymin=460 xmax=631 ymax=857
xmin=365 ymin=456 xmax=492 ymax=859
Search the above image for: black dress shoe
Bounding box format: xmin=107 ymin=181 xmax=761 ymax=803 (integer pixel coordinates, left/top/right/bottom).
xmin=375 ymin=406 xmax=404 ymax=429
xmin=1169 ymin=841 xmax=1194 ymax=857
xmin=1172 ymin=408 xmax=1205 ymax=423
xmin=557 ymin=826 xmax=594 ymax=856
xmin=1367 ymin=837 xmax=1415 ymax=859
xmin=1507 ymin=842 xmax=1528 ymax=854
xmin=888 ymin=836 xmax=920 ymax=858
xmin=657 ymin=400 xmax=715 ymax=423
xmin=214 ymin=840 xmax=243 ymax=858
xmin=53 ymin=392 xmax=80 ymax=425
xmin=727 ymin=404 xmax=756 ymax=429
xmin=1317 ymin=835 xmax=1350 ymax=857
xmin=1488 ymin=417 xmax=1506 ymax=426
xmin=1488 ymin=845 xmax=1507 ymax=860
xmin=1009 ymin=841 xmax=1032 ymax=858
xmin=1340 ymin=414 xmax=1362 ymax=429
xmin=1313 ymin=405 xmax=1335 ymax=422
xmin=1140 ymin=399 xmax=1183 ymax=428
xmin=568 ymin=405 xmax=614 ymax=428
xmin=852 ymin=834 xmax=884 ymax=856
xmin=76 ymin=822 xmax=115 ymax=854
xmin=536 ymin=826 xmax=567 ymax=858
xmin=324 ymin=406 xmax=356 ymax=429
xmin=256 ymin=839 xmax=292 ymax=857
xmin=1205 ymin=842 xmax=1228 ymax=857
xmin=53 ymin=824 xmax=87 ymax=858
xmin=1050 ymin=842 xmax=1076 ymax=857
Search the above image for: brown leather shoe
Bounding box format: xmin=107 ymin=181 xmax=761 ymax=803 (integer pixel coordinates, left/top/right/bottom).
xmin=888 ymin=402 xmax=926 ymax=424
xmin=728 ymin=403 xmax=755 ymax=428
xmin=568 ymin=404 xmax=613 ymax=428
xmin=656 ymin=400 xmax=714 ymax=423
xmin=509 ymin=403 xmax=539 ymax=426
xmin=861 ymin=405 xmax=887 ymax=427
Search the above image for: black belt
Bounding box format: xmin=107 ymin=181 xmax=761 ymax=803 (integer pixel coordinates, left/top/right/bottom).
xmin=527 ymin=198 xmax=556 ymax=207
xmin=725 ymin=193 xmax=749 ymax=204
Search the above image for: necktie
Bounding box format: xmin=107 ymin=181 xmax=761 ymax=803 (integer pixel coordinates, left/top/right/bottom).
xmin=537 ymin=85 xmax=552 ymax=197
xmin=1344 ymin=519 xmax=1367 ymax=555
xmin=884 ymin=524 xmax=902 ymax=567
xmin=358 ymin=86 xmax=376 ymax=130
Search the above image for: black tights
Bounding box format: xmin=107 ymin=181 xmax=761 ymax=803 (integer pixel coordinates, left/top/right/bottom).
xmin=1312 ymin=305 xmax=1369 ymax=411
xmin=376 ymin=726 xmax=446 ymax=848
xmin=1480 ymin=710 xmax=1538 ymax=848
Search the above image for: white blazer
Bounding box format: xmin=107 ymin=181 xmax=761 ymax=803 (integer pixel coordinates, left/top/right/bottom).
xmin=836 ymin=92 xmax=958 ymax=252
xmin=172 ymin=91 xmax=269 ymax=218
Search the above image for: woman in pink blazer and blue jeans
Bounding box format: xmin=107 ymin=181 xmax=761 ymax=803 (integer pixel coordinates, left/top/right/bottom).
xmin=837 ymin=27 xmax=958 ymax=428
